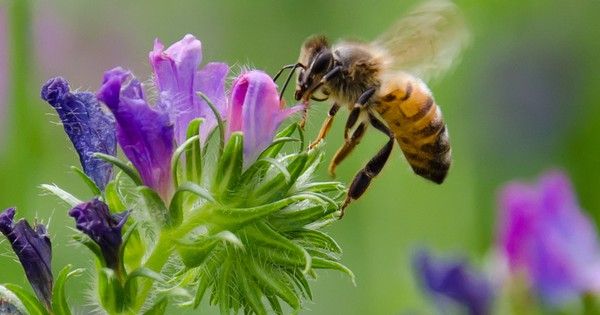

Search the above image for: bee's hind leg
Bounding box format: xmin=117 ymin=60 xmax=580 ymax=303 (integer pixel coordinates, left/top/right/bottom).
xmin=309 ymin=103 xmax=340 ymax=150
xmin=340 ymin=113 xmax=394 ymax=218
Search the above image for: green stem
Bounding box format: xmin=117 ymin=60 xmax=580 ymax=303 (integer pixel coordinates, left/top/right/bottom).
xmin=134 ymin=231 xmax=174 ymax=312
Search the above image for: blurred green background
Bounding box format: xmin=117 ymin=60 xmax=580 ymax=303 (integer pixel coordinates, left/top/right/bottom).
xmin=1 ymin=0 xmax=600 ymax=314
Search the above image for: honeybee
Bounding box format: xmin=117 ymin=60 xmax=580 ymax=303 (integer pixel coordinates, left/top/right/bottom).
xmin=274 ymin=0 xmax=469 ymax=217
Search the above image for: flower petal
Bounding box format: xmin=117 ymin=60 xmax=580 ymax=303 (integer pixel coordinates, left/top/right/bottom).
xmin=41 ymin=77 xmax=117 ymax=190
xmin=194 ymin=62 xmax=229 ymax=142
xmin=69 ymin=199 xmax=129 ymax=269
xmin=497 ymin=169 xmax=600 ymax=305
xmin=414 ymin=250 xmax=493 ymax=315
xmin=229 ymin=70 xmax=301 ymax=164
xmin=97 ymin=67 xmax=175 ymax=201
xmin=149 ymin=34 xmax=228 ymax=144
xmin=0 ymin=208 xmax=53 ymax=309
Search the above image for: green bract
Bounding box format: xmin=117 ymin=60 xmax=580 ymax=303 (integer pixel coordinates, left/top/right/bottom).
xmin=39 ymin=120 xmax=350 ymax=315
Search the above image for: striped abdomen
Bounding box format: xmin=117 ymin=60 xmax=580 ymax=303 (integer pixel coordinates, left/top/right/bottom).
xmin=375 ymin=74 xmax=451 ymax=183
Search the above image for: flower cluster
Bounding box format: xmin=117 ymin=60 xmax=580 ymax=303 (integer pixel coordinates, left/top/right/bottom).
xmin=1 ymin=34 xmax=348 ymax=315
xmin=411 ymin=170 xmax=600 ymax=315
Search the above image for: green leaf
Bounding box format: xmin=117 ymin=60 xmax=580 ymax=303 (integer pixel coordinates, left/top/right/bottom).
xmin=265 ymin=294 xmax=283 ymax=315
xmin=213 ymin=132 xmax=243 ymax=199
xmin=246 ymin=222 xmax=311 ymax=273
xmin=3 ymin=283 xmax=49 ymax=315
xmin=287 ymin=229 xmax=342 ymax=254
xmin=257 ymin=137 xmax=300 ymax=160
xmin=289 ymin=270 xmax=312 ymax=300
xmin=217 ymin=258 xmax=232 ymax=314
xmin=299 ymin=181 xmax=346 ymax=194
xmin=235 ymin=261 xmax=267 ymax=315
xmin=73 ymin=233 xmax=106 ymax=267
xmin=252 ymin=153 xmax=308 ymax=203
xmin=40 ymin=184 xmax=82 ymax=207
xmin=171 ymin=135 xmax=200 ymax=187
xmin=270 ymin=204 xmax=338 ymax=232
xmin=169 ymin=182 xmax=217 ymax=229
xmin=120 ymin=221 xmax=145 ymax=272
xmin=197 ymin=92 xmax=225 ymax=157
xmin=51 ymin=264 xmax=84 ymax=315
xmin=138 ymin=186 xmax=170 ymax=227
xmin=94 ymin=153 xmax=143 ymax=186
xmin=70 ymin=166 xmax=101 ymax=196
xmin=211 ymin=193 xmax=324 ymax=228
xmin=143 ymin=297 xmax=168 ymax=315
xmin=311 ymin=257 xmax=355 ymax=285
xmin=193 ymin=249 xmax=224 ymax=308
xmin=104 ymin=180 xmax=126 ymax=212
xmin=177 ymin=236 xmax=220 ymax=268
xmin=97 ymin=268 xmax=125 ymax=313
xmin=124 ymin=267 xmax=166 ymax=297
xmin=185 ymin=118 xmax=204 ymax=183
xmin=247 ymin=260 xmax=300 ymax=309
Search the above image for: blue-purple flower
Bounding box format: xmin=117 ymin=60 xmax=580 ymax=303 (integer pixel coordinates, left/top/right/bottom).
xmin=497 ymin=170 xmax=600 ymax=306
xmin=149 ymin=34 xmax=228 ymax=145
xmin=414 ymin=250 xmax=493 ymax=315
xmin=41 ymin=77 xmax=116 ymax=190
xmin=97 ymin=67 xmax=175 ymax=202
xmin=228 ymin=70 xmax=302 ymax=164
xmin=0 ymin=208 xmax=53 ymax=309
xmin=69 ymin=199 xmax=129 ymax=270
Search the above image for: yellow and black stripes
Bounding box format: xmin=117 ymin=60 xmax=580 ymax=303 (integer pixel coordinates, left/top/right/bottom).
xmin=376 ymin=78 xmax=451 ymax=184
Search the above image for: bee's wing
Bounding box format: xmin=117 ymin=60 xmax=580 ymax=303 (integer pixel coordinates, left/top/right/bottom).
xmin=373 ymin=0 xmax=470 ymax=83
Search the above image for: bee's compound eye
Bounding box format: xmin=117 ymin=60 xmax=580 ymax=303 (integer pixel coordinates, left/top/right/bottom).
xmin=311 ymin=51 xmax=333 ymax=74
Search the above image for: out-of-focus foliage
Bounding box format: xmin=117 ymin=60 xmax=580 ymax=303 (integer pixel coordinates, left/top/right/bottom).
xmin=1 ymin=1 xmax=600 ymax=314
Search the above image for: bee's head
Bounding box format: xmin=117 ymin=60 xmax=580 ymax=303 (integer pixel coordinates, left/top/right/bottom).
xmin=295 ymin=35 xmax=334 ymax=101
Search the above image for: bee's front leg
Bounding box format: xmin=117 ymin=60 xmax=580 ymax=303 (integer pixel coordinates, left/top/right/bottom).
xmin=309 ymin=103 xmax=340 ymax=150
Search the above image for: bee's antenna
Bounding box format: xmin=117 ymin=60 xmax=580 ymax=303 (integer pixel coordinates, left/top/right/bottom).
xmin=273 ymin=63 xmax=305 ymax=101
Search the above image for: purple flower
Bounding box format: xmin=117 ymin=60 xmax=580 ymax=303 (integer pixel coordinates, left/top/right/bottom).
xmin=414 ymin=250 xmax=493 ymax=315
xmin=497 ymin=170 xmax=600 ymax=305
xmin=0 ymin=208 xmax=53 ymax=309
xmin=228 ymin=70 xmax=302 ymax=163
xmin=97 ymin=67 xmax=175 ymax=202
xmin=41 ymin=77 xmax=117 ymax=190
xmin=69 ymin=199 xmax=129 ymax=270
xmin=149 ymin=34 xmax=228 ymax=145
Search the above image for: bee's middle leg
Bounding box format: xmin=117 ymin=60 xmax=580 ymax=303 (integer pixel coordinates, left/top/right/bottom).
xmin=309 ymin=103 xmax=340 ymax=150
xmin=340 ymin=113 xmax=394 ymax=218
xmin=328 ymin=121 xmax=367 ymax=177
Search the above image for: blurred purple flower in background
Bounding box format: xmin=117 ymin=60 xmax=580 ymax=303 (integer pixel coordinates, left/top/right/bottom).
xmin=97 ymin=67 xmax=175 ymax=202
xmin=228 ymin=70 xmax=302 ymax=164
xmin=497 ymin=170 xmax=600 ymax=306
xmin=0 ymin=208 xmax=53 ymax=309
xmin=149 ymin=34 xmax=229 ymax=145
xmin=69 ymin=199 xmax=129 ymax=270
xmin=41 ymin=77 xmax=116 ymax=190
xmin=414 ymin=250 xmax=494 ymax=315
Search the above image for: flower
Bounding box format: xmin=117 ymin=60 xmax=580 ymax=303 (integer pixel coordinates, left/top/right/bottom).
xmin=228 ymin=70 xmax=302 ymax=164
xmin=414 ymin=250 xmax=493 ymax=315
xmin=97 ymin=67 xmax=175 ymax=202
xmin=0 ymin=208 xmax=53 ymax=309
xmin=41 ymin=77 xmax=117 ymax=190
xmin=149 ymin=34 xmax=228 ymax=145
xmin=497 ymin=170 xmax=600 ymax=305
xmin=69 ymin=199 xmax=129 ymax=270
